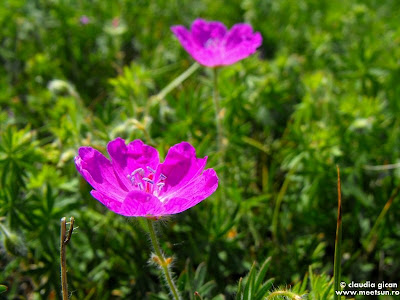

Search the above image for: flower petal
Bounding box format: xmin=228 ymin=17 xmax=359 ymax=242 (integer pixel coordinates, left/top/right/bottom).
xmin=190 ymin=18 xmax=227 ymax=47
xmin=163 ymin=169 xmax=218 ymax=214
xmin=157 ymin=142 xmax=207 ymax=196
xmin=91 ymin=190 xmax=123 ymax=214
xmin=75 ymin=147 xmax=128 ymax=201
xmin=107 ymin=138 xmax=160 ymax=185
xmin=222 ymin=25 xmax=262 ymax=65
xmin=120 ymin=191 xmax=164 ymax=217
xmin=171 ymin=25 xmax=195 ymax=53
xmin=224 ymin=24 xmax=253 ymax=50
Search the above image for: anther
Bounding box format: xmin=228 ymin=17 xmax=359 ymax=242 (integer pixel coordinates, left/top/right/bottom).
xmin=132 ymin=168 xmax=144 ymax=176
xmin=136 ymin=182 xmax=144 ymax=190
xmin=147 ymin=166 xmax=155 ymax=173
xmin=127 ymin=174 xmax=135 ymax=184
xmin=157 ymin=182 xmax=165 ymax=191
xmin=142 ymin=178 xmax=154 ymax=184
xmin=160 ymin=174 xmax=167 ymax=180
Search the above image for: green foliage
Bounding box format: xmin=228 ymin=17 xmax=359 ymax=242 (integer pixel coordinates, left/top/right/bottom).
xmin=235 ymin=257 xmax=275 ymax=300
xmin=1 ymin=0 xmax=400 ymax=299
xmin=291 ymin=266 xmax=334 ymax=300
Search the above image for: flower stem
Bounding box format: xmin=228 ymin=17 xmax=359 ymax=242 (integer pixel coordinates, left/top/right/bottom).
xmin=152 ymin=62 xmax=200 ymax=103
xmin=212 ymin=67 xmax=224 ymax=155
xmin=146 ymin=219 xmax=180 ymax=300
xmin=60 ymin=217 xmax=75 ymax=300
xmin=363 ymin=181 xmax=400 ymax=253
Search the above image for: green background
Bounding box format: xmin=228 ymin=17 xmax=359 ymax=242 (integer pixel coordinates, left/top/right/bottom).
xmin=1 ymin=0 xmax=400 ymax=299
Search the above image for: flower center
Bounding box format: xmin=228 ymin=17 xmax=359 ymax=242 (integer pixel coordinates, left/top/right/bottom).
xmin=126 ymin=166 xmax=167 ymax=196
xmin=204 ymin=38 xmax=221 ymax=49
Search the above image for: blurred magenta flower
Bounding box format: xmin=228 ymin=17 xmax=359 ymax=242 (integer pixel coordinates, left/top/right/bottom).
xmin=75 ymin=138 xmax=218 ymax=217
xmin=171 ymin=18 xmax=262 ymax=67
xmin=80 ymin=15 xmax=90 ymax=25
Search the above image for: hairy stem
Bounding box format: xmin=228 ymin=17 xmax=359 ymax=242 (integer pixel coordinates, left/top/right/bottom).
xmin=60 ymin=217 xmax=74 ymax=300
xmin=146 ymin=219 xmax=180 ymax=300
xmin=267 ymin=290 xmax=302 ymax=300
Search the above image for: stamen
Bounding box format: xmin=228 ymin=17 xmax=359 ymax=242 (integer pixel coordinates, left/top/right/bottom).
xmin=132 ymin=168 xmax=144 ymax=176
xmin=127 ymin=174 xmax=135 ymax=184
xmin=143 ymin=178 xmax=154 ymax=184
xmin=147 ymin=166 xmax=156 ymax=173
xmin=127 ymin=166 xmax=167 ymax=193
xmin=136 ymin=182 xmax=144 ymax=190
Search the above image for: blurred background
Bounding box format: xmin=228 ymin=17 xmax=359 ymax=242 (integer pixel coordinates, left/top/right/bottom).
xmin=1 ymin=0 xmax=400 ymax=299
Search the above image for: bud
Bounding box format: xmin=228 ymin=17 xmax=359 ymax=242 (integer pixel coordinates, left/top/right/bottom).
xmin=0 ymin=285 xmax=7 ymax=294
xmin=165 ymin=257 xmax=173 ymax=266
xmin=152 ymin=254 xmax=162 ymax=266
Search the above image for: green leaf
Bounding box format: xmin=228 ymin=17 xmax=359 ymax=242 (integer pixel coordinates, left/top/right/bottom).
xmin=243 ymin=262 xmax=257 ymax=300
xmin=235 ymin=277 xmax=243 ymax=300
xmin=300 ymin=272 xmax=309 ymax=293
xmin=194 ymin=262 xmax=207 ymax=289
xmin=197 ymin=281 xmax=216 ymax=296
xmin=254 ymin=278 xmax=274 ymax=300
xmin=254 ymin=257 xmax=271 ymax=289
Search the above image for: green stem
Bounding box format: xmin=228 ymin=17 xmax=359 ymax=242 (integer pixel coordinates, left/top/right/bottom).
xmin=266 ymin=290 xmax=302 ymax=300
xmin=152 ymin=62 xmax=200 ymax=103
xmin=146 ymin=219 xmax=180 ymax=300
xmin=212 ymin=67 xmax=223 ymax=154
xmin=271 ymin=166 xmax=297 ymax=242
xmin=333 ymin=166 xmax=343 ymax=300
xmin=363 ymin=182 xmax=400 ymax=253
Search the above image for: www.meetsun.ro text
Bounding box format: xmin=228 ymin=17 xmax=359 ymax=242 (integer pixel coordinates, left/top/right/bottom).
xmin=336 ymin=290 xmax=400 ymax=296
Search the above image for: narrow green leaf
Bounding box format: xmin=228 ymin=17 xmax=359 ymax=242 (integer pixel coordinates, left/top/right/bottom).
xmin=194 ymin=262 xmax=207 ymax=288
xmin=322 ymin=280 xmax=333 ymax=300
xmin=254 ymin=257 xmax=271 ymax=289
xmin=235 ymin=277 xmax=243 ymax=300
xmin=177 ymin=269 xmax=188 ymax=293
xmin=300 ymin=272 xmax=309 ymax=293
xmin=309 ymin=266 xmax=314 ymax=291
xmin=254 ymin=278 xmax=274 ymax=300
xmin=333 ymin=166 xmax=343 ymax=300
xmin=243 ymin=262 xmax=257 ymax=300
xmin=198 ymin=281 xmax=216 ymax=296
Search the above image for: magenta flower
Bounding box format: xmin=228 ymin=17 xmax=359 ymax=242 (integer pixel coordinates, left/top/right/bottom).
xmin=171 ymin=18 xmax=262 ymax=67
xmin=75 ymin=138 xmax=218 ymax=217
xmin=80 ymin=15 xmax=90 ymax=25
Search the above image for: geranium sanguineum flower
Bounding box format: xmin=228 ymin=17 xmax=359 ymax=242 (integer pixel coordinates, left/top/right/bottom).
xmin=75 ymin=138 xmax=218 ymax=217
xmin=171 ymin=18 xmax=262 ymax=67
